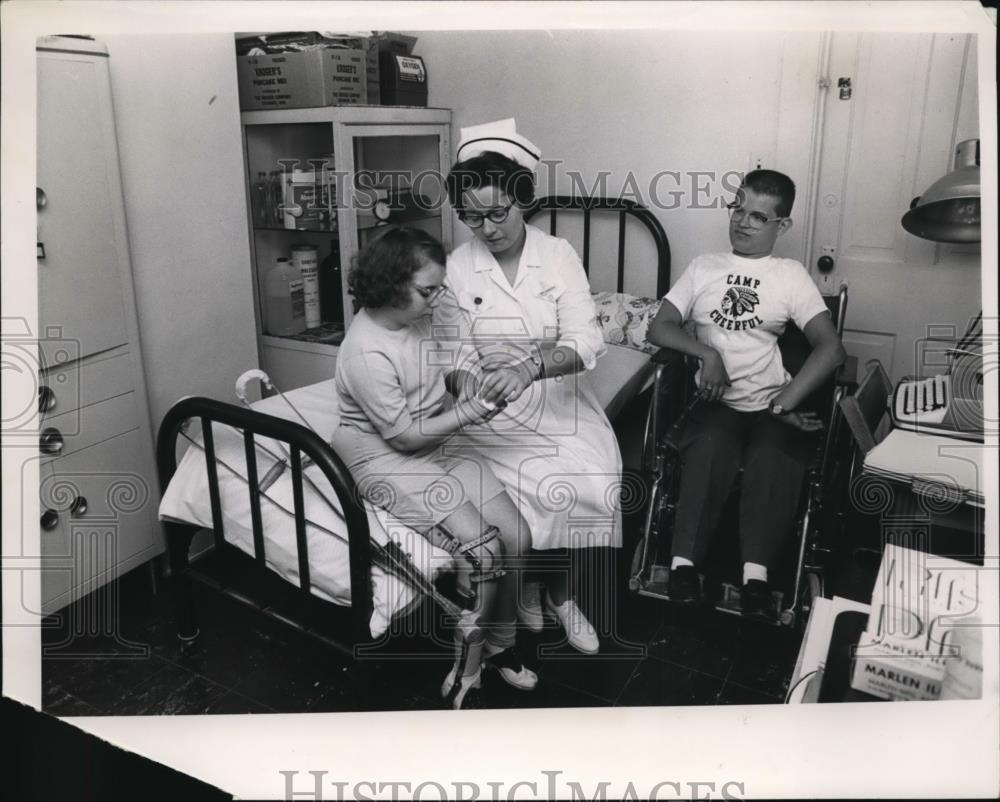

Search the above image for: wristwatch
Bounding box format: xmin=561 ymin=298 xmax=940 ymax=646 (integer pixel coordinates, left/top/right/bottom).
xmin=522 ymin=351 xmax=545 ymax=381
xmin=768 ymin=399 xmax=790 ymax=416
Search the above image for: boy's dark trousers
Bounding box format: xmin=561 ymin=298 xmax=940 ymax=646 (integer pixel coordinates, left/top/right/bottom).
xmin=670 ymin=401 xmax=818 ymax=571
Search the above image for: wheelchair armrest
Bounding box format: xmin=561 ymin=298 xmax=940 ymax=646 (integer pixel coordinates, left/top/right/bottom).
xmin=650 ymin=347 xmax=688 ymax=367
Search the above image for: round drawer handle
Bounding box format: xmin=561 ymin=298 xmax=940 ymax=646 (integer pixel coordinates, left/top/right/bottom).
xmin=41 ymin=509 xmax=59 ymax=530
xmin=39 ymin=385 xmax=56 ymax=413
xmin=70 ymin=496 xmax=89 ymax=517
xmin=39 ymin=427 xmax=64 ymax=455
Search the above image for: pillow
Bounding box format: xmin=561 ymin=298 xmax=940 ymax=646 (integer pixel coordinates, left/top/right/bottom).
xmin=592 ymin=291 xmax=662 ymax=354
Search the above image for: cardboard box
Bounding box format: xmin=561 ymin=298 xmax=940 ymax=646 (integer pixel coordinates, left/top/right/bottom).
xmin=375 ymin=32 xmax=417 ymax=56
xmin=313 ymin=34 xmax=381 ymax=104
xmin=237 ymin=49 xmax=367 ymax=110
xmin=850 ymin=544 xmax=980 ymax=701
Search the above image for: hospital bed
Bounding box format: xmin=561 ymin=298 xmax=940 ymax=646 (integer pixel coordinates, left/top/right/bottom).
xmin=156 ymin=196 xmax=672 ymax=656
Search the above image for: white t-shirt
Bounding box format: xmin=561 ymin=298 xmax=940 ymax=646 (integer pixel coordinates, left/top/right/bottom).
xmin=664 ymin=252 xmax=828 ymax=411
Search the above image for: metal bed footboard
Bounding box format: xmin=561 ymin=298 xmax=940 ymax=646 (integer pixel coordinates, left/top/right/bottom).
xmin=156 ymin=395 xmax=374 ymax=653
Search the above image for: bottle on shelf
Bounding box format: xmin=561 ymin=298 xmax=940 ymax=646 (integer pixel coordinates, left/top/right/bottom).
xmin=264 ymin=256 xmax=306 ymax=336
xmin=268 ymin=170 xmax=283 ymax=227
xmin=292 ymin=245 xmax=321 ymax=329
xmin=252 ymin=171 xmax=269 ymax=228
xmin=319 ymin=240 xmax=344 ymax=325
xmin=318 ymin=153 xmax=337 ymax=232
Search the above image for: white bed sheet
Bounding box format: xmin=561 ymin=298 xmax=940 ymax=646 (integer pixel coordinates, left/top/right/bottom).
xmin=158 ymin=379 xmax=453 ymax=639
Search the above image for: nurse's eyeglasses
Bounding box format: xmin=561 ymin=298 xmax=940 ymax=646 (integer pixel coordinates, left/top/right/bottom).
xmin=726 ymin=202 xmax=787 ymax=229
xmin=457 ymin=201 xmax=515 ymax=229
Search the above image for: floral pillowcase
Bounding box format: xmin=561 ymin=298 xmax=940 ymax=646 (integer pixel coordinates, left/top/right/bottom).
xmin=592 ymin=291 xmax=663 ymax=354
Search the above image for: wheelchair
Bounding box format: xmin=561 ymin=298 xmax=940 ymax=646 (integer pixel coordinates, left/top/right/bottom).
xmin=629 ymin=284 xmax=850 ymax=629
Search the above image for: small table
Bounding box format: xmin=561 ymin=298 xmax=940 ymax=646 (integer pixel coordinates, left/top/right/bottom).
xmin=858 ymin=429 xmax=985 ymax=562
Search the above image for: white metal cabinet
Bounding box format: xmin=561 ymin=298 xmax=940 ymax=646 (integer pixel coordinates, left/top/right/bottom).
xmin=36 ymin=43 xmax=130 ymax=366
xmin=36 ymin=36 xmax=163 ymax=613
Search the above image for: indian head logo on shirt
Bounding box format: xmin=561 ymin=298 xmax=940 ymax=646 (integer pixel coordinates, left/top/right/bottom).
xmin=711 ymin=274 xmax=764 ymax=331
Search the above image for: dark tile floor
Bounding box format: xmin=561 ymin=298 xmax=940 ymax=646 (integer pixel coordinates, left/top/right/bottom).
xmin=41 ymin=553 xmax=821 ymax=717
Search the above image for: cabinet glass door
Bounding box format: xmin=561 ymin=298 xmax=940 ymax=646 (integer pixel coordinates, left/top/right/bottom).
xmin=339 ymin=128 xmax=451 ymax=324
xmin=244 ymin=122 xmax=345 ymax=345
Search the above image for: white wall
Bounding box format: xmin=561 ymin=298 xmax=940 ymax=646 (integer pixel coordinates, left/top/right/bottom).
xmin=418 ymin=29 xmax=824 ymax=293
xmin=103 ymin=33 xmax=258 ymax=428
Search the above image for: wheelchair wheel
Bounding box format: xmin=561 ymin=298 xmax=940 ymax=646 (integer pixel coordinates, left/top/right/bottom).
xmin=628 ymin=537 xmax=647 ymax=593
xmin=628 ymin=478 xmax=663 ymax=594
xmin=779 ymin=572 xmax=824 ymax=628
xmin=801 ymin=572 xmax=824 ymax=622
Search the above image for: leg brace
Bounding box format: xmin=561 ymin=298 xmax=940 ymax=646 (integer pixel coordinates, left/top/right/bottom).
xmin=429 ymin=523 xmax=506 ymax=582
xmin=427 ymin=523 xmax=506 ymax=608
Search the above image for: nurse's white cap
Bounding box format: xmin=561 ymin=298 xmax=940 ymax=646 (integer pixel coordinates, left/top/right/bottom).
xmin=455 ymin=118 xmax=540 ymax=170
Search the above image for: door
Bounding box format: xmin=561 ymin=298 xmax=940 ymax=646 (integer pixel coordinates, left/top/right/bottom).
xmin=806 ymin=32 xmax=981 ymax=382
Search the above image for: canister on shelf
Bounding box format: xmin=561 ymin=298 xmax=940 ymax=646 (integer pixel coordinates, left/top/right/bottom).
xmin=283 ymin=169 xmax=326 ymax=231
xmin=264 ymin=257 xmax=306 ymax=336
xmin=292 ymin=245 xmax=321 ymax=329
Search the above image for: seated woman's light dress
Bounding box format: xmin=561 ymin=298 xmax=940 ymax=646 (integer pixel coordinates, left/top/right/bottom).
xmin=331 ymin=308 xmax=507 ymax=533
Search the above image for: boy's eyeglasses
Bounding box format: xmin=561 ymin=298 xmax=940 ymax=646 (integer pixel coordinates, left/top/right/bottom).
xmin=413 ymin=283 xmax=447 ymax=302
xmin=726 ymin=202 xmax=787 ymax=229
xmin=458 ymin=201 xmax=515 ymax=229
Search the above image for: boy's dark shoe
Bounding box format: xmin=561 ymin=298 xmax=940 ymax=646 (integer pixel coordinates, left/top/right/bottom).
xmin=741 ymin=579 xmax=777 ymax=621
xmin=668 ymin=565 xmax=701 ymax=604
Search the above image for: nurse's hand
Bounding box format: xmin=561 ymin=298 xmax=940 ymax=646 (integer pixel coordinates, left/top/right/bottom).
xmin=457 ymin=396 xmax=503 ymax=425
xmin=477 ymin=364 xmax=533 ymax=405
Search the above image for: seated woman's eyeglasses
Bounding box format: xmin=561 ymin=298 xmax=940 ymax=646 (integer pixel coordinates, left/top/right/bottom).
xmin=458 ymin=201 xmax=515 ymax=229
xmin=413 ymin=282 xmax=447 ymax=302
xmin=726 ymin=202 xmax=786 ymax=229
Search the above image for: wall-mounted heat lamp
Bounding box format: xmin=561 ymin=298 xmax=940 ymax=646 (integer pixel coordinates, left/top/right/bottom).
xmin=902 ymin=139 xmax=980 ymax=244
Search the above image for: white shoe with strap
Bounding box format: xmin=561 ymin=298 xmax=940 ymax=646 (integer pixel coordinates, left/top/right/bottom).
xmin=544 ymin=594 xmax=600 ymax=654
xmin=484 ymin=641 xmax=538 ymax=691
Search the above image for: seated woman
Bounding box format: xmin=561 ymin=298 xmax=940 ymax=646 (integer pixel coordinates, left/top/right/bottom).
xmin=330 ymin=227 xmax=536 ymax=709
xmin=433 ymin=119 xmax=622 ymax=654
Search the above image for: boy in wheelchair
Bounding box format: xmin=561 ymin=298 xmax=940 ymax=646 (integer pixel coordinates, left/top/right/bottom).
xmin=646 ymin=170 xmax=846 ymax=621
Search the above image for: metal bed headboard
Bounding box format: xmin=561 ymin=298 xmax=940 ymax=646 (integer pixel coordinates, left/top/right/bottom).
xmin=525 ymin=196 xmax=671 ymax=298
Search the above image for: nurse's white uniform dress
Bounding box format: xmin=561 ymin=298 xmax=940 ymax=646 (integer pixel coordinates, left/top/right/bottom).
xmin=435 ymin=223 xmax=623 ymax=551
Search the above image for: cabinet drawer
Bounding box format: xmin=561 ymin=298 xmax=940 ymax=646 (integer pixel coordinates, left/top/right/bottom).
xmin=39 ymin=350 xmax=133 ymax=421
xmin=40 ymin=428 xmax=161 ymax=612
xmin=40 ymin=392 xmax=138 ymax=462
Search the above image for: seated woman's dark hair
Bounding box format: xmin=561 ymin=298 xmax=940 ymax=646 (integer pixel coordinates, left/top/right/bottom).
xmin=347 ymin=226 xmax=446 ymax=309
xmin=446 ymin=150 xmax=535 ymax=209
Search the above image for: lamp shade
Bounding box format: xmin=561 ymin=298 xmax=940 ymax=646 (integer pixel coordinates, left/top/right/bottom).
xmin=902 ymin=139 xmax=980 ymax=243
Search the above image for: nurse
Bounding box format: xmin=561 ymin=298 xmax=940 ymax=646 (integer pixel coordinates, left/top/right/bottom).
xmin=434 ymin=119 xmax=622 ymax=654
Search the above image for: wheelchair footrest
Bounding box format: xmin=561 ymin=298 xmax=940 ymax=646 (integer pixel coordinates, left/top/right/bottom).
xmin=715 ymin=583 xmax=786 ymax=626
xmin=635 ymin=563 xmax=673 ymax=601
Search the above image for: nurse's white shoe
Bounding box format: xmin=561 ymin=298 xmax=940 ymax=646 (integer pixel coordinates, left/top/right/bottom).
xmin=545 ymin=594 xmax=600 ymax=655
